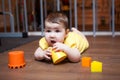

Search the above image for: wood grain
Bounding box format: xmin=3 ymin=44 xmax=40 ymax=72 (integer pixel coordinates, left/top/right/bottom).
xmin=0 ymin=36 xmax=120 ymax=80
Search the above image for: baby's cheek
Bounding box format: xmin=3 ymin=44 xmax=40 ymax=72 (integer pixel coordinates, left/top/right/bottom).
xmin=57 ymin=37 xmax=65 ymax=43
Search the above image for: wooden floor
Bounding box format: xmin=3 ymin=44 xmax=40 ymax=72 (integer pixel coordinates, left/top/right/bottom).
xmin=0 ymin=36 xmax=120 ymax=80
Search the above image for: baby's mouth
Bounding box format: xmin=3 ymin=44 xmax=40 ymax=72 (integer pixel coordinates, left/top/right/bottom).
xmin=51 ymin=40 xmax=56 ymax=44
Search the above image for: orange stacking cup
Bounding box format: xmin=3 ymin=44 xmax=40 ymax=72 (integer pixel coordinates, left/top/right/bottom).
xmin=8 ymin=51 xmax=26 ymax=69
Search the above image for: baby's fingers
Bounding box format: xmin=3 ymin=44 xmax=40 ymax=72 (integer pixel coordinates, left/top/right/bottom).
xmin=44 ymin=55 xmax=51 ymax=61
xmin=52 ymin=47 xmax=61 ymax=52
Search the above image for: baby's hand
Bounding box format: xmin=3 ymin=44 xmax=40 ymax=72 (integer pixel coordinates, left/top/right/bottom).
xmin=43 ymin=47 xmax=52 ymax=61
xmin=53 ymin=42 xmax=66 ymax=52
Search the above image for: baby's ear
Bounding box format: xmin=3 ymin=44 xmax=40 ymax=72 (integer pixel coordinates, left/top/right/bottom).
xmin=65 ymin=29 xmax=69 ymax=38
xmin=66 ymin=29 xmax=69 ymax=34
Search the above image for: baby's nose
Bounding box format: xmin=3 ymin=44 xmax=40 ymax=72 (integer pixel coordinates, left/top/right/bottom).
xmin=50 ymin=33 xmax=56 ymax=37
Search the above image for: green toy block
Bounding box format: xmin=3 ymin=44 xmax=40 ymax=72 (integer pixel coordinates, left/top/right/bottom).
xmin=91 ymin=61 xmax=102 ymax=72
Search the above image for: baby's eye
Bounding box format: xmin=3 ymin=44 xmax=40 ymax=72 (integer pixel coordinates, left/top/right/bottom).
xmin=55 ymin=30 xmax=60 ymax=32
xmin=45 ymin=30 xmax=51 ymax=32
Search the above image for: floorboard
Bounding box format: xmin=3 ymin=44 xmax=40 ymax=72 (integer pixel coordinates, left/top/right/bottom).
xmin=0 ymin=36 xmax=120 ymax=80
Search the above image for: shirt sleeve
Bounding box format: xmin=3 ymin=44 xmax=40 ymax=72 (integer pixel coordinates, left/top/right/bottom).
xmin=64 ymin=32 xmax=89 ymax=53
xmin=39 ymin=37 xmax=48 ymax=50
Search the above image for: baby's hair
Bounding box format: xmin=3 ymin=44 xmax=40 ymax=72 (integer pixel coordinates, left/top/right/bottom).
xmin=45 ymin=12 xmax=68 ymax=29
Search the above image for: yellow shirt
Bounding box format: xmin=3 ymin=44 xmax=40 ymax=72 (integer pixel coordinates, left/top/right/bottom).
xmin=39 ymin=32 xmax=89 ymax=53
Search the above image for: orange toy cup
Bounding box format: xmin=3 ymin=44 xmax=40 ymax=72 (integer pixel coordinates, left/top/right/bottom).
xmin=51 ymin=51 xmax=67 ymax=64
xmin=8 ymin=51 xmax=26 ymax=69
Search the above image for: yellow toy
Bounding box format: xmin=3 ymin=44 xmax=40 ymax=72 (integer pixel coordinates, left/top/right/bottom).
xmin=48 ymin=47 xmax=67 ymax=64
xmin=91 ymin=61 xmax=102 ymax=72
xmin=51 ymin=50 xmax=67 ymax=64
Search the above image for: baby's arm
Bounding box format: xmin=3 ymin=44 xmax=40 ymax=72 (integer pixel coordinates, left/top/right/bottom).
xmin=34 ymin=47 xmax=52 ymax=61
xmin=64 ymin=46 xmax=81 ymax=62
xmin=53 ymin=42 xmax=81 ymax=62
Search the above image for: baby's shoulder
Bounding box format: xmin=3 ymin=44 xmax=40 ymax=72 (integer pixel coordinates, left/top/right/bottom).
xmin=39 ymin=37 xmax=48 ymax=50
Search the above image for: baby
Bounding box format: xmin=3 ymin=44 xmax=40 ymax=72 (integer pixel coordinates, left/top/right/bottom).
xmin=34 ymin=12 xmax=89 ymax=63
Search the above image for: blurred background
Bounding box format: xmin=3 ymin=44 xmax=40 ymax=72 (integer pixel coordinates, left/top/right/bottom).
xmin=0 ymin=0 xmax=120 ymax=37
xmin=0 ymin=0 xmax=120 ymax=52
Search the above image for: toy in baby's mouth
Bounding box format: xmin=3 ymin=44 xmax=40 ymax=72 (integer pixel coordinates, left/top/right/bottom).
xmin=49 ymin=47 xmax=67 ymax=64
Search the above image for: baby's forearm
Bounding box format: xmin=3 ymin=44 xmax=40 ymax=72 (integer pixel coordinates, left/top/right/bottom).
xmin=63 ymin=46 xmax=81 ymax=62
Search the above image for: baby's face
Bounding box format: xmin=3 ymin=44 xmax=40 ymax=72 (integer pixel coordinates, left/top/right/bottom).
xmin=44 ymin=21 xmax=67 ymax=46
